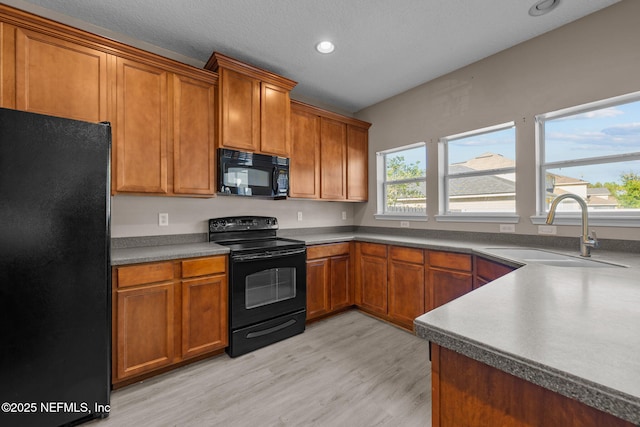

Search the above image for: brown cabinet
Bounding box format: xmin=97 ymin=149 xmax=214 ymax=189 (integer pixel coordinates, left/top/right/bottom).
xmin=290 ymin=100 xmax=371 ymax=201
xmin=289 ymin=105 xmax=321 ymax=198
xmin=206 ymin=52 xmax=296 ymax=157
xmin=355 ymin=242 xmax=388 ymax=316
xmin=431 ymin=344 xmax=635 ymax=427
xmin=172 ymin=74 xmax=216 ymax=195
xmin=113 ymin=255 xmax=228 ymax=386
xmin=426 ymin=251 xmax=473 ymax=311
xmin=113 ymin=57 xmax=169 ymax=194
xmin=306 ymin=243 xmax=352 ymax=321
xmin=0 ymin=5 xmax=217 ymax=198
xmin=474 ymin=256 xmax=517 ymax=289
xmin=5 ymin=26 xmax=108 ymax=122
xmin=347 ymin=125 xmax=368 ymax=201
xmin=112 ymin=58 xmax=217 ymax=196
xmin=180 ymin=257 xmax=227 ymax=359
xmin=388 ymin=246 xmax=425 ymax=330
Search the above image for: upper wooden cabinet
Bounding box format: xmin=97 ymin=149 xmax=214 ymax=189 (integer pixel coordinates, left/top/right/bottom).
xmin=290 ymin=100 xmax=371 ymax=201
xmin=2 ymin=25 xmax=108 ymax=122
xmin=0 ymin=5 xmax=218 ymax=197
xmin=290 ymin=105 xmax=321 ymax=198
xmin=205 ymin=52 xmax=296 ymax=157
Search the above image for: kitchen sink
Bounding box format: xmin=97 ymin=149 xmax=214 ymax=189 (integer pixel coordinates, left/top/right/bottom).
xmin=484 ymin=248 xmax=624 ymax=268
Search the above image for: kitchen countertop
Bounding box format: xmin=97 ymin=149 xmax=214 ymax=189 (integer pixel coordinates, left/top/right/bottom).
xmin=110 ymin=230 xmax=640 ymax=424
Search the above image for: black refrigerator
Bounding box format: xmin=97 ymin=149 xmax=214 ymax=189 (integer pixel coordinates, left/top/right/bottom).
xmin=0 ymin=108 xmax=111 ymax=426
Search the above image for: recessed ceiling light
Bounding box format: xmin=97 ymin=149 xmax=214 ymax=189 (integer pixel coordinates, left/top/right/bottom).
xmin=529 ymin=0 xmax=560 ymax=16
xmin=316 ymin=41 xmax=335 ymax=54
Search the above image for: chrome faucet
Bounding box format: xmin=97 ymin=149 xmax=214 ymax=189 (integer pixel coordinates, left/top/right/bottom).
xmin=546 ymin=194 xmax=599 ymax=257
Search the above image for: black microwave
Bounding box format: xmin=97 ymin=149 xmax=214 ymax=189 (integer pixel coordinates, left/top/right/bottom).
xmin=218 ymin=148 xmax=289 ymax=198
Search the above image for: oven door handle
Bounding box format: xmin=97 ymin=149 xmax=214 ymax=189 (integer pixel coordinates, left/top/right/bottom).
xmin=231 ymin=247 xmax=307 ymax=262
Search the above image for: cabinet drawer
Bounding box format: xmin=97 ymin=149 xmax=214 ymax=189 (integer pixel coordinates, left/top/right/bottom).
xmin=116 ymin=262 xmax=174 ymax=288
xmin=182 ymin=256 xmax=226 ymax=278
xmin=389 ymin=246 xmax=424 ymax=264
xmin=359 ymin=242 xmax=387 ymax=258
xmin=429 ymin=251 xmax=472 ymax=272
xmin=307 ymin=242 xmax=350 ymax=259
xmin=476 ymin=257 xmax=514 ymax=282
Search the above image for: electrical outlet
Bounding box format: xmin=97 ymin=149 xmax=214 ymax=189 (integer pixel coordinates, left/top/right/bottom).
xmin=342 ymin=211 xmax=347 ymax=220
xmin=499 ymin=224 xmax=515 ymax=233
xmin=400 ymin=221 xmax=410 ymax=228
xmin=297 ymin=211 xmax=303 ymax=221
xmin=158 ymin=213 xmax=169 ymax=226
xmin=538 ymin=225 xmax=557 ymax=235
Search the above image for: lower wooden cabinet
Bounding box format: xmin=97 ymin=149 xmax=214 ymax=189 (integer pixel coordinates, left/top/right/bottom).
xmin=355 ymin=242 xmax=388 ymax=317
xmin=427 ymin=251 xmax=473 ymax=311
xmin=388 ymin=246 xmax=425 ymax=330
xmin=306 ymin=242 xmax=353 ymax=321
xmin=474 ymin=256 xmax=517 ymax=289
xmin=112 ymin=255 xmax=227 ymax=386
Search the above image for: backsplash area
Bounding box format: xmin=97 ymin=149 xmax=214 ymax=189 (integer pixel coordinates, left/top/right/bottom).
xmin=110 ymin=195 xmax=355 ymax=238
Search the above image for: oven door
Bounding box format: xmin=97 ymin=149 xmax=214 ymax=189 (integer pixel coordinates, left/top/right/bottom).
xmin=229 ymin=247 xmax=306 ymax=330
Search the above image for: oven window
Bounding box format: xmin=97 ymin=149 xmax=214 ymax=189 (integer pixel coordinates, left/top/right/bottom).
xmin=245 ymin=267 xmax=296 ymax=309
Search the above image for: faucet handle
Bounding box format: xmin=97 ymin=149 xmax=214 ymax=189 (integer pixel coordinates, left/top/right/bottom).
xmin=588 ymin=230 xmax=600 ymax=248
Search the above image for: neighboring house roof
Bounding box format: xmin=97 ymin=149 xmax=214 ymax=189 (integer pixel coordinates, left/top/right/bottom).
xmin=449 ymin=164 xmax=514 ymax=197
xmin=451 ymin=152 xmax=515 ymax=173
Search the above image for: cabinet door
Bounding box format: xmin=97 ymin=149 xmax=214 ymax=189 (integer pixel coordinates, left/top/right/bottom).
xmin=114 ymin=57 xmax=169 ymax=193
xmin=116 ymin=282 xmax=174 ymax=380
xmin=172 ymin=74 xmax=216 ymax=195
xmin=358 ymin=254 xmax=388 ymax=316
xmin=306 ymin=258 xmax=331 ymax=320
xmin=289 ymin=107 xmax=320 ymax=198
xmin=429 ymin=268 xmax=473 ymax=310
xmin=388 ymin=249 xmax=425 ymax=330
xmin=330 ymin=254 xmax=351 ymax=311
xmin=181 ymin=274 xmax=228 ymax=359
xmin=261 ymin=82 xmax=290 ymax=156
xmin=474 ymin=257 xmax=515 ymax=289
xmin=218 ymin=67 xmax=260 ymax=152
xmin=14 ymin=27 xmax=107 ymax=122
xmin=320 ymin=117 xmax=347 ymax=200
xmin=347 ymin=125 xmax=368 ymax=201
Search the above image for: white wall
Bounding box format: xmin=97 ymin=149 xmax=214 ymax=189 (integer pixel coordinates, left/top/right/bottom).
xmin=354 ymin=0 xmax=640 ymax=241
xmin=111 ymin=195 xmax=354 ymax=237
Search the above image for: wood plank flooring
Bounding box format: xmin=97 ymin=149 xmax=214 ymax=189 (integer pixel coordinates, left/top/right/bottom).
xmin=89 ymin=311 xmax=432 ymax=426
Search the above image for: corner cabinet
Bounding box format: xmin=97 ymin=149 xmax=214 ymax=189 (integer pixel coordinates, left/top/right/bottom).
xmin=205 ymin=52 xmax=296 ymax=157
xmin=112 ymin=255 xmax=227 ymax=388
xmin=0 ymin=5 xmax=217 ymax=197
xmin=290 ymin=100 xmax=371 ymax=201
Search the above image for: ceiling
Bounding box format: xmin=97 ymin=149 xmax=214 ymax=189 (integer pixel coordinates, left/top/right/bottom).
xmin=10 ymin=0 xmax=621 ymax=113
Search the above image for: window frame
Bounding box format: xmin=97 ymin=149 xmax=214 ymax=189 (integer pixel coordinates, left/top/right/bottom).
xmin=533 ymin=91 xmax=640 ymax=227
xmin=436 ymin=121 xmax=519 ymax=223
xmin=375 ymin=142 xmax=427 ymax=220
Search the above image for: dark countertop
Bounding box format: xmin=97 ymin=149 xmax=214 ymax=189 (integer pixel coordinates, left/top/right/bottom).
xmin=110 ymin=230 xmax=640 ymax=424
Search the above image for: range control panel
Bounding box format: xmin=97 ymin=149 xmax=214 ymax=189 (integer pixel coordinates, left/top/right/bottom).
xmin=208 ymin=216 xmax=278 ymax=233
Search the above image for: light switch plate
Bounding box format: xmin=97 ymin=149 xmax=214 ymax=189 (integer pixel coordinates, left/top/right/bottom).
xmin=538 ymin=225 xmax=557 ymax=235
xmin=297 ymin=211 xmax=303 ymax=221
xmin=400 ymin=221 xmax=410 ymax=228
xmin=499 ymin=224 xmax=515 ymax=233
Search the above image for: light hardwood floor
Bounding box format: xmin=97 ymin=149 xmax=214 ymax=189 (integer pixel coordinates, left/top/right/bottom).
xmin=90 ymin=311 xmax=432 ymax=426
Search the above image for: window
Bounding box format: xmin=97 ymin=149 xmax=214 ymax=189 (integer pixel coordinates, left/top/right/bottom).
xmin=376 ymin=143 xmax=426 ymax=217
xmin=438 ymin=122 xmax=517 ymax=221
xmin=536 ymin=91 xmax=640 ymax=224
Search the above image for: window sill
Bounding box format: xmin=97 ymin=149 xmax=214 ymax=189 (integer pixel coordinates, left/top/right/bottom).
xmin=435 ymin=214 xmax=520 ymax=223
xmin=530 ymin=215 xmax=640 ymax=228
xmin=374 ymin=214 xmax=428 ymax=222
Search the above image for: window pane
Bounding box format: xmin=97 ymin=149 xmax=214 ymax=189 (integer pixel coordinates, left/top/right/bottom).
xmin=385 ymin=181 xmax=426 ymax=214
xmin=544 ymin=160 xmax=640 ymax=212
xmin=448 ymin=174 xmax=515 ymax=213
xmin=545 ymin=100 xmax=640 ymax=163
xmin=386 ymin=146 xmax=426 ymax=182
xmin=448 ymin=127 xmax=515 ymax=173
